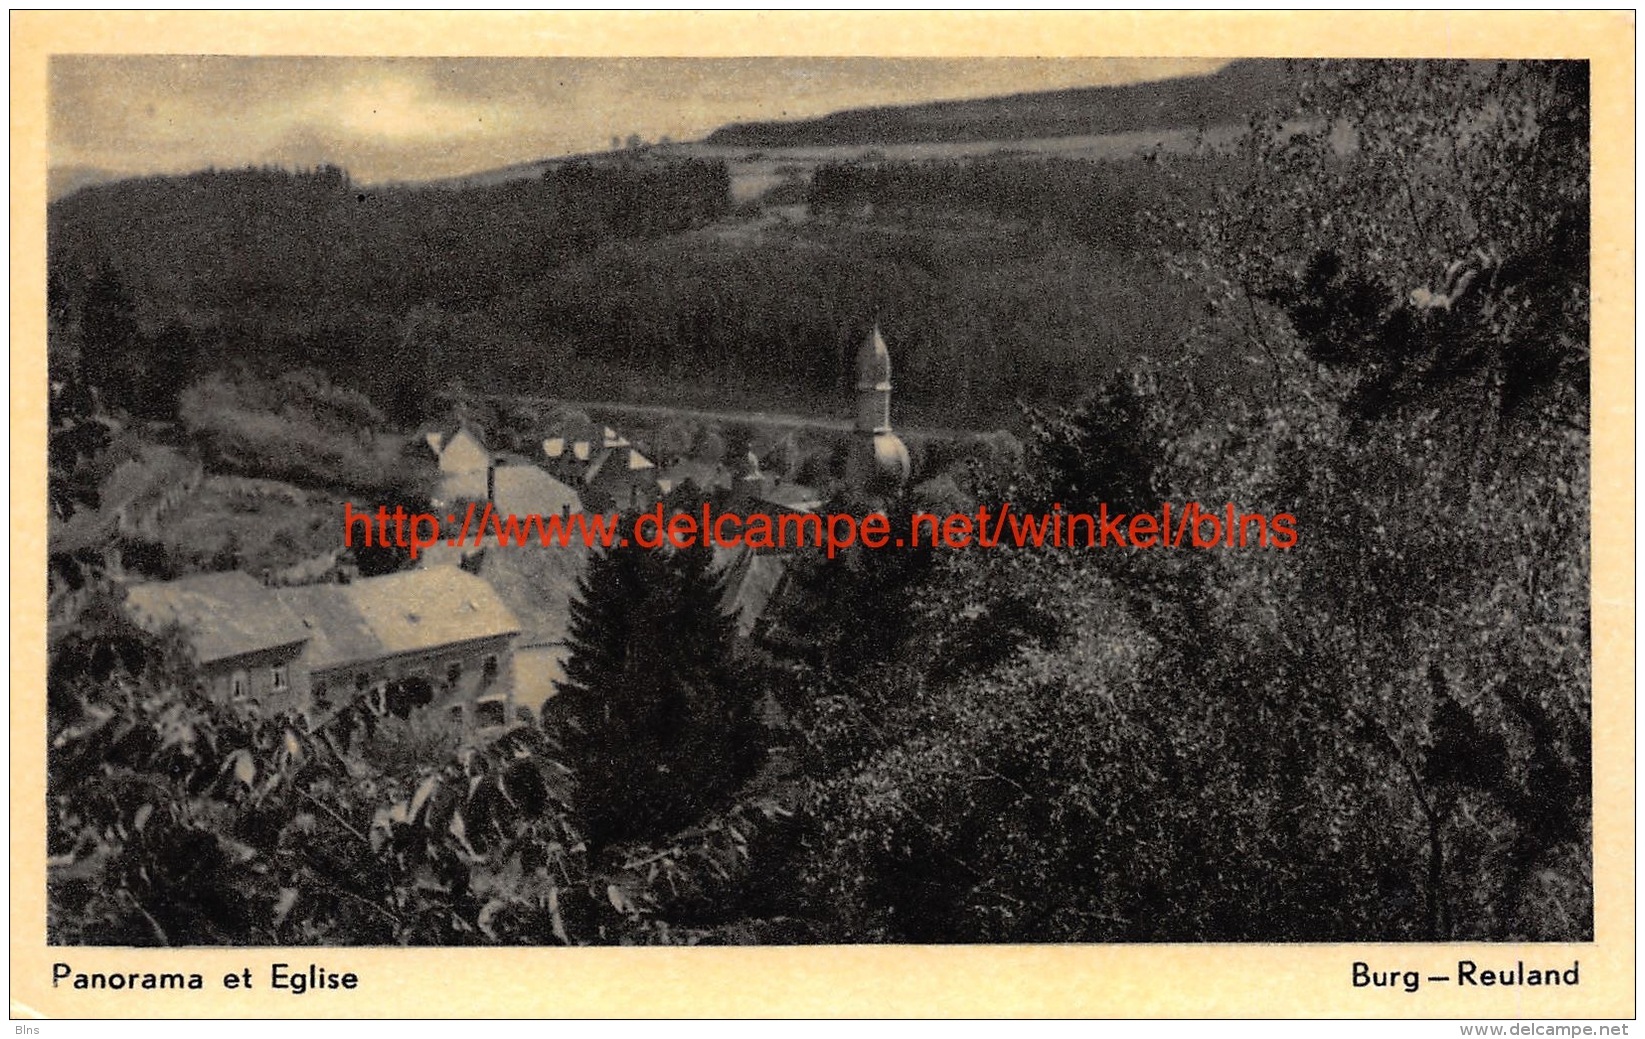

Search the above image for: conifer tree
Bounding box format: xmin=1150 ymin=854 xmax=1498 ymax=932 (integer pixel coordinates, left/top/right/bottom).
xmin=558 ymin=540 xmax=760 ymax=846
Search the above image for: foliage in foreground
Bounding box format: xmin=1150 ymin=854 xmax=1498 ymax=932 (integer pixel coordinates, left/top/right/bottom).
xmin=46 ymin=588 xmax=783 ymax=946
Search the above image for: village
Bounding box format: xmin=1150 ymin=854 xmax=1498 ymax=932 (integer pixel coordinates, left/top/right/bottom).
xmin=82 ymin=325 xmax=913 ymax=743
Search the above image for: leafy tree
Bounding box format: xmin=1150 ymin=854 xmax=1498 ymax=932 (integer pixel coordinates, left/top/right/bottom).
xmin=777 ymin=59 xmax=1591 ymax=944
xmin=1022 ymin=372 xmax=1170 ymax=514
xmin=47 ymin=583 xmax=625 ymax=946
xmin=1143 ymin=58 xmax=1593 ymax=938
xmin=1167 ymin=59 xmax=1588 ymax=430
xmin=47 ymin=365 xmax=110 ymax=523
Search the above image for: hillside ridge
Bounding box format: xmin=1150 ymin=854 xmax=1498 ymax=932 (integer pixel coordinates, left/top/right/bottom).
xmin=702 ymin=59 xmax=1289 ymax=149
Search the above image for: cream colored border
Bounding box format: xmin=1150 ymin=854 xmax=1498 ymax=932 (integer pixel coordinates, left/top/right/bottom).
xmin=10 ymin=11 xmax=1634 ymax=1019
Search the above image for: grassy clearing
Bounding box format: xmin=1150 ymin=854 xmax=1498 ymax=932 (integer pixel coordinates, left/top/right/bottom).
xmin=157 ymin=474 xmax=346 ymax=578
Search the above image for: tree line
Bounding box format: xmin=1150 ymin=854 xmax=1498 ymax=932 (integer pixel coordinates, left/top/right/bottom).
xmin=808 ymin=153 xmax=1220 ymax=253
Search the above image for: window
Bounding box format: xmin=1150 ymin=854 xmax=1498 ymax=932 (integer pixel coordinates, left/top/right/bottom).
xmin=447 ymin=662 xmax=463 ymax=685
xmin=271 ymin=666 xmax=288 ymax=690
xmin=483 ymin=656 xmax=499 ymax=683
xmin=230 ymin=670 xmax=248 ymax=698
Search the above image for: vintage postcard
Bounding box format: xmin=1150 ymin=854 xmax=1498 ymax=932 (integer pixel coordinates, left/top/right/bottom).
xmin=10 ymin=11 xmax=1634 ymax=1020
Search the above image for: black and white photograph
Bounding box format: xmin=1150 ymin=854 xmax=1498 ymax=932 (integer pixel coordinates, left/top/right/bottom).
xmin=42 ymin=47 xmax=1595 ymax=958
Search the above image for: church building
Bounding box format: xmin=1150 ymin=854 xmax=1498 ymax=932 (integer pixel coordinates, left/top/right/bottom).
xmin=846 ymin=323 xmax=911 ymax=498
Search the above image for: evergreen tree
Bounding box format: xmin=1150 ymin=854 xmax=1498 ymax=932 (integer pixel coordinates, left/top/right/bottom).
xmin=77 ymin=261 xmax=143 ymax=412
xmin=769 ymin=498 xmax=936 ymax=686
xmin=558 ymin=539 xmax=760 ymax=847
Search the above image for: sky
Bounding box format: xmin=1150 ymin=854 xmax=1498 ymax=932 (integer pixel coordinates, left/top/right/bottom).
xmin=50 ymin=56 xmax=1229 ymax=185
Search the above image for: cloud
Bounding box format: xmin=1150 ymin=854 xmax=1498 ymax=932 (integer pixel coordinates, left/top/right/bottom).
xmin=302 ymin=67 xmax=502 ymax=144
xmin=50 ymin=56 xmax=1231 ymax=185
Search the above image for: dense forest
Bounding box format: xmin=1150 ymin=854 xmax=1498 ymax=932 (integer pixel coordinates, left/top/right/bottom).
xmin=48 ymin=138 xmax=1222 ymax=429
xmin=48 ymin=60 xmax=1592 ymax=945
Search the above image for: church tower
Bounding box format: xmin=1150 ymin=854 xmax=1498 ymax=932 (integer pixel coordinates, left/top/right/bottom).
xmin=848 ymin=324 xmax=910 ymax=496
xmin=856 ymin=324 xmax=893 ymax=434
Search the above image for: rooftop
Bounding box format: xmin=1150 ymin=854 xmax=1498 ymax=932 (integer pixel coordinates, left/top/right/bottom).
xmin=129 ymin=566 xmax=522 ymax=673
xmin=343 ymin=566 xmax=521 ymax=658
xmin=126 ymin=570 xmax=310 ymax=664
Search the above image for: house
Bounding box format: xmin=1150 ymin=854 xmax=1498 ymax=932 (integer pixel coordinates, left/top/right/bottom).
xmin=581 ymin=445 xmax=659 ymax=512
xmin=540 ymin=424 xmax=601 ymax=484
xmin=126 ymin=566 xmax=523 ymax=732
xmin=124 ymin=571 xmax=312 ymax=708
xmin=425 ymin=425 xmax=489 ymax=476
xmin=277 ymin=566 xmax=522 ymax=729
xmin=436 ymin=461 xmax=584 ymax=517
xmin=429 ymin=421 xmax=584 ymax=519
xmin=544 ymin=427 xmax=660 ymax=512
xmin=416 ymin=538 xmax=588 ymax=719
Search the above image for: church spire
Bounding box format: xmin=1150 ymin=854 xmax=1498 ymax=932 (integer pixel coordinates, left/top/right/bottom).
xmin=848 ymin=323 xmax=910 ymax=496
xmin=855 ymin=323 xmax=893 ymax=434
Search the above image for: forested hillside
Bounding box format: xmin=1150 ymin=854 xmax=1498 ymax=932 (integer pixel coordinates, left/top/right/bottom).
xmin=705 ymin=59 xmax=1288 ymax=148
xmin=49 ymin=147 xmax=1222 ymax=428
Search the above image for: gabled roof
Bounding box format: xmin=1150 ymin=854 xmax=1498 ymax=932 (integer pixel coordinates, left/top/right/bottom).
xmin=128 ymin=566 xmax=522 ymax=674
xmin=493 ymin=465 xmax=582 ymax=519
xmin=712 ymin=546 xmax=788 ymax=637
xmin=273 ymin=583 xmax=383 ymax=671
xmin=444 ymin=426 xmax=487 ymax=451
xmin=343 ymin=566 xmax=520 ymax=657
xmin=127 ymin=571 xmax=309 ymax=664
xmin=412 ymin=537 xmax=587 ymax=648
xmin=424 ymin=424 xmax=489 ymax=470
xmin=423 ymin=422 xmax=482 ymax=452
